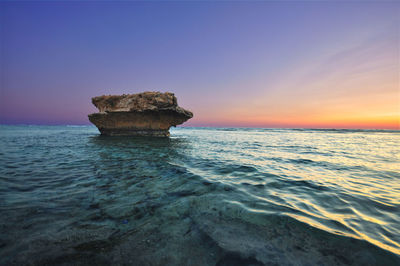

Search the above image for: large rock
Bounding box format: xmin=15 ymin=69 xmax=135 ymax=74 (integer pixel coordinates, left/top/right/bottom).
xmin=88 ymin=92 xmax=193 ymax=136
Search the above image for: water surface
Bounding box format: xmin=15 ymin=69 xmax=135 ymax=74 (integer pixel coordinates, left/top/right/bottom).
xmin=0 ymin=125 xmax=399 ymax=265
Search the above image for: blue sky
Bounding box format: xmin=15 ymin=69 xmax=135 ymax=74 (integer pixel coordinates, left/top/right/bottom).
xmin=1 ymin=1 xmax=399 ymax=128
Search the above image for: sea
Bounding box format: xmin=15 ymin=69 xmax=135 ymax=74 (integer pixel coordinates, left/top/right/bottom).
xmin=0 ymin=125 xmax=399 ymax=265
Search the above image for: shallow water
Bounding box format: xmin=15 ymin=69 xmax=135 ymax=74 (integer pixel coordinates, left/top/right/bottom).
xmin=0 ymin=125 xmax=399 ymax=265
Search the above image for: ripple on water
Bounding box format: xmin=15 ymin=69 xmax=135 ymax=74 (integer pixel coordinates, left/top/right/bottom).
xmin=0 ymin=125 xmax=399 ymax=265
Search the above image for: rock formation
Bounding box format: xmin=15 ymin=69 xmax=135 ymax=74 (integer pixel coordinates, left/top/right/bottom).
xmin=88 ymin=92 xmax=193 ymax=136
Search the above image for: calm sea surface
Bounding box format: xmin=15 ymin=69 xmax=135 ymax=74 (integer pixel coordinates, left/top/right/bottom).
xmin=0 ymin=125 xmax=399 ymax=265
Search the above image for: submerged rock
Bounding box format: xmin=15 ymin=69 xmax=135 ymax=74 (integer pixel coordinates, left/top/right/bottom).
xmin=88 ymin=92 xmax=193 ymax=136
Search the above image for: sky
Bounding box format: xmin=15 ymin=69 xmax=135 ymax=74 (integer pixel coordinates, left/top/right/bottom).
xmin=1 ymin=1 xmax=399 ymax=129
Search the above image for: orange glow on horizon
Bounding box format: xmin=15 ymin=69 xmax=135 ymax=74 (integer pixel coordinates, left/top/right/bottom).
xmin=186 ymin=109 xmax=399 ymax=130
xmin=184 ymin=32 xmax=399 ymax=131
xmin=186 ymin=118 xmax=399 ymax=130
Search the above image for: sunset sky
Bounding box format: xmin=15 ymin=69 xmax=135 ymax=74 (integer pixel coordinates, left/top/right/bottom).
xmin=1 ymin=1 xmax=399 ymax=129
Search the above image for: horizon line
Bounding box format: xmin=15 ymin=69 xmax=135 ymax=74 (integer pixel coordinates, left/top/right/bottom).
xmin=1 ymin=123 xmax=399 ymax=131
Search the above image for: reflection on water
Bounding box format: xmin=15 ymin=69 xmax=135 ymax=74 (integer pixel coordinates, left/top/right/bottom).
xmin=0 ymin=125 xmax=399 ymax=265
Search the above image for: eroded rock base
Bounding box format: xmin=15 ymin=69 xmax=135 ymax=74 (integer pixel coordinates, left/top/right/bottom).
xmin=88 ymin=111 xmax=187 ymax=137
xmin=98 ymin=128 xmax=170 ymax=137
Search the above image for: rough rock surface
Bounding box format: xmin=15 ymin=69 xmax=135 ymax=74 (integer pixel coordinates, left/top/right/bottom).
xmin=88 ymin=92 xmax=193 ymax=136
